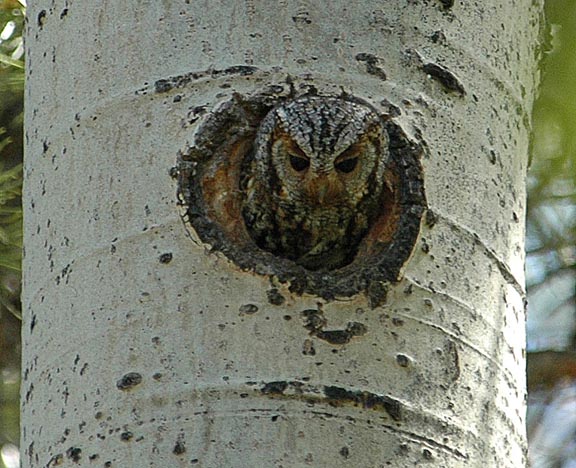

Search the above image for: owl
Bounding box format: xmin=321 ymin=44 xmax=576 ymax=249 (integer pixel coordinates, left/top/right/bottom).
xmin=241 ymin=96 xmax=389 ymax=271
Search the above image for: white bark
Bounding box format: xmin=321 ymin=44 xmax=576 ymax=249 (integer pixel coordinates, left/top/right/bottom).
xmin=23 ymin=1 xmax=542 ymax=467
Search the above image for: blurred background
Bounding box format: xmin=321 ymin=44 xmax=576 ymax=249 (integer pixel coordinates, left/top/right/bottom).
xmin=0 ymin=1 xmax=23 ymax=468
xmin=526 ymin=1 xmax=576 ymax=466
xmin=0 ymin=1 xmax=574 ymax=467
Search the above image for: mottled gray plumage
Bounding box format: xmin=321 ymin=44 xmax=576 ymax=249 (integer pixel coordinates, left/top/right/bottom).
xmin=242 ymin=96 xmax=389 ymax=270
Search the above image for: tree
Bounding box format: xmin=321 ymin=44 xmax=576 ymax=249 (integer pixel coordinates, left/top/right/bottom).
xmin=22 ymin=2 xmax=543 ymax=467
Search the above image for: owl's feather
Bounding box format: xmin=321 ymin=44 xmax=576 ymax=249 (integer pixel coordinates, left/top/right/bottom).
xmin=242 ymin=96 xmax=388 ymax=271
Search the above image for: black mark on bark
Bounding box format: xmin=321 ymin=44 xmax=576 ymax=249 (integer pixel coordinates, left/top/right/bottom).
xmin=261 ymin=381 xmax=289 ymax=395
xmin=355 ymin=53 xmax=387 ymax=81
xmin=116 ymin=372 xmax=143 ymax=390
xmin=267 ymin=288 xmax=286 ymax=305
xmin=302 ymin=309 xmax=367 ymax=345
xmin=422 ymin=63 xmax=465 ymax=96
xmin=66 ymin=447 xmax=82 ymax=462
xmin=324 ymin=385 xmax=402 ymax=421
xmin=159 ymin=252 xmax=173 ymax=264
xmin=38 ymin=10 xmax=47 ymax=28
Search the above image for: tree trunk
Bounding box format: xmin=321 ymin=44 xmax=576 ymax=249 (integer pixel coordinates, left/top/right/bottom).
xmin=23 ymin=1 xmax=543 ymax=467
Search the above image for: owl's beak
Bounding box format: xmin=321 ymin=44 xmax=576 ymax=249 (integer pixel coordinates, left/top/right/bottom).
xmin=307 ymin=175 xmax=340 ymax=205
xmin=317 ymin=183 xmax=330 ymax=204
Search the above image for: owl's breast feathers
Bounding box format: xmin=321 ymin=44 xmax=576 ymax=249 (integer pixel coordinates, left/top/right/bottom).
xmin=241 ymin=180 xmax=379 ymax=270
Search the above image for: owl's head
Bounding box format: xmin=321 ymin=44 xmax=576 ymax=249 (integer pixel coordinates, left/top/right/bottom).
xmin=255 ymin=96 xmax=389 ymax=206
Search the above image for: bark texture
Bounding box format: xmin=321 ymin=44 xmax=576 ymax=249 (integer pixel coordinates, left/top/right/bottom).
xmin=23 ymin=1 xmax=542 ymax=467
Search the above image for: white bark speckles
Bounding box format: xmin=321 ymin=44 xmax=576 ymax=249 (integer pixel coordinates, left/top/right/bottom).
xmin=23 ymin=1 xmax=542 ymax=467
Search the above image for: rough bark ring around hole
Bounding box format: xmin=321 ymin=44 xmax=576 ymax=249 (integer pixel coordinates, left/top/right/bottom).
xmin=176 ymin=91 xmax=426 ymax=303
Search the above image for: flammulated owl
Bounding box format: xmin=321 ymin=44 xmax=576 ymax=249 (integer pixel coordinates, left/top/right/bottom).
xmin=241 ymin=96 xmax=389 ymax=270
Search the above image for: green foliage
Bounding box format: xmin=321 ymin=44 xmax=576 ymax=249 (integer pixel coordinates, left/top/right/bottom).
xmin=0 ymin=4 xmax=23 ymax=466
xmin=0 ymin=1 xmax=23 ymax=253
xmin=0 ymin=138 xmax=20 ymax=275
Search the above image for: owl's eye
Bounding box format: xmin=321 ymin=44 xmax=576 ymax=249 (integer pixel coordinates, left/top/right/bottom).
xmin=289 ymin=154 xmax=310 ymax=172
xmin=335 ymin=157 xmax=358 ymax=173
